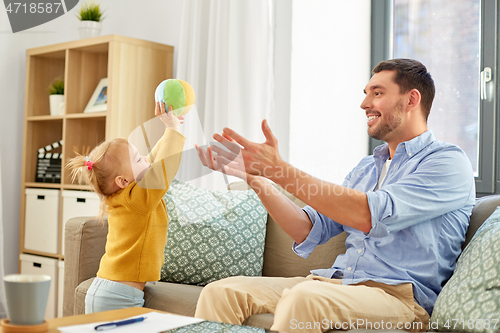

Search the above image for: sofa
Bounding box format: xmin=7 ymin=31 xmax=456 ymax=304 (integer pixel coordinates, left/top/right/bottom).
xmin=63 ymin=181 xmax=500 ymax=331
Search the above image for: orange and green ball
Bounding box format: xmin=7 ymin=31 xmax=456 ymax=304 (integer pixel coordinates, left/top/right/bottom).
xmin=154 ymin=79 xmax=195 ymax=116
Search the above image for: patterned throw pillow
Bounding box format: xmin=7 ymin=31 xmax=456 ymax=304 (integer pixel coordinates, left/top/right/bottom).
xmin=164 ymin=320 xmax=265 ymax=332
xmin=430 ymin=206 xmax=500 ymax=333
xmin=161 ymin=179 xmax=267 ymax=286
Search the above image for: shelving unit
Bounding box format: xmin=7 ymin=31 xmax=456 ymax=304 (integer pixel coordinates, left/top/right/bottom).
xmin=19 ymin=35 xmax=173 ymax=318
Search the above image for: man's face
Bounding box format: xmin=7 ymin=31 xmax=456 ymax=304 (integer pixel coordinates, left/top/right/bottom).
xmin=360 ymin=70 xmax=407 ymax=143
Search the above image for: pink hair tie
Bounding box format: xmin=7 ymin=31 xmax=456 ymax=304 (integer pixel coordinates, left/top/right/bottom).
xmin=84 ymin=157 xmax=95 ymax=170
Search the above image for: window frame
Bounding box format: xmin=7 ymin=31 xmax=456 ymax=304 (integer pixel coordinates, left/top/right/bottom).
xmin=370 ymin=0 xmax=499 ymax=195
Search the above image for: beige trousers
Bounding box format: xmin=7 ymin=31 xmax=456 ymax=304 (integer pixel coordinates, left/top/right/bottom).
xmin=195 ymin=275 xmax=429 ymax=333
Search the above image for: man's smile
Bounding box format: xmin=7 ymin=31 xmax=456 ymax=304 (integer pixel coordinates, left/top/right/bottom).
xmin=367 ymin=114 xmax=380 ymax=125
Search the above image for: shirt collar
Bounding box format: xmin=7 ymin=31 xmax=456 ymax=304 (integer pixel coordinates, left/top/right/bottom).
xmin=373 ymin=130 xmax=435 ymax=159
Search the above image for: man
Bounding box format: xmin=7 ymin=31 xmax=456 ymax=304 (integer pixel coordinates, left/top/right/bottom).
xmin=194 ymin=59 xmax=475 ymax=333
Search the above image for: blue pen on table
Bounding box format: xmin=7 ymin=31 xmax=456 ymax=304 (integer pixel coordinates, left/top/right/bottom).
xmin=94 ymin=316 xmax=146 ymax=331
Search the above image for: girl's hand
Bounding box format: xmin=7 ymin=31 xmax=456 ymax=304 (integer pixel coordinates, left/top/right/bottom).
xmin=155 ymin=102 xmax=184 ymax=131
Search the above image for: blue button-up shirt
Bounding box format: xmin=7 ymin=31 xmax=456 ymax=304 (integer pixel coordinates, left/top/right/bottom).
xmin=294 ymin=131 xmax=475 ymax=315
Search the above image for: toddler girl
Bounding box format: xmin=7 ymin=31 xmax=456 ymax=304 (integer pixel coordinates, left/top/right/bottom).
xmin=67 ymin=102 xmax=185 ymax=313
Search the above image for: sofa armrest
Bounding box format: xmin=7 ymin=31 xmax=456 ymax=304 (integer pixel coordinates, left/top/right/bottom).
xmin=463 ymin=194 xmax=500 ymax=249
xmin=63 ymin=216 xmax=108 ymax=316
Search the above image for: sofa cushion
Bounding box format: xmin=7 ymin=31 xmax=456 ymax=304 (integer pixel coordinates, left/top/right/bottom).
xmin=243 ymin=313 xmax=274 ymax=330
xmin=74 ymin=277 xmax=94 ymax=315
xmin=161 ymin=180 xmax=267 ymax=286
xmin=164 ymin=320 xmax=269 ymax=332
xmin=430 ymin=206 xmax=500 ymax=332
xmin=263 ymin=216 xmax=347 ymax=277
xmin=228 ymin=181 xmax=347 ymax=277
xmin=74 ymin=277 xmax=203 ymax=318
xmin=144 ymin=281 xmax=202 ymax=317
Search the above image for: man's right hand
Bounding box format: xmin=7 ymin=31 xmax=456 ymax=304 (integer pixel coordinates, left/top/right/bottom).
xmin=215 ymin=120 xmax=285 ymax=181
xmin=194 ymin=140 xmax=250 ymax=182
xmin=195 ymin=119 xmax=285 ymax=184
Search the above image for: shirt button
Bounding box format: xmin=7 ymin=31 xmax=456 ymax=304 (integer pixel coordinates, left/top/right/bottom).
xmin=408 ymin=153 xmax=412 ymax=156
xmin=357 ymin=249 xmax=362 ymax=253
xmin=347 ymin=267 xmax=352 ymax=271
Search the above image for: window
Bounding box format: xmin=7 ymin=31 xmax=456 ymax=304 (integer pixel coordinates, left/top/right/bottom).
xmin=371 ymin=0 xmax=499 ymax=194
xmin=288 ymin=0 xmax=371 ymax=185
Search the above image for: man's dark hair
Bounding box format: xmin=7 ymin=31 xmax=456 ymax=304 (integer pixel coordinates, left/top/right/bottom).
xmin=372 ymin=59 xmax=435 ymax=121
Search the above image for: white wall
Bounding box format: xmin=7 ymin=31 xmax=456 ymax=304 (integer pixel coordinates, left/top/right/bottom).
xmin=289 ymin=0 xmax=371 ymax=184
xmin=0 ymin=0 xmax=184 ymax=275
xmin=272 ymin=0 xmax=293 ymax=162
xmin=0 ymin=0 xmax=372 ymax=276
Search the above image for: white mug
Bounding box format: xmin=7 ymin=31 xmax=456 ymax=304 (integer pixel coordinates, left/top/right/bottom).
xmin=4 ymin=274 xmax=51 ymax=325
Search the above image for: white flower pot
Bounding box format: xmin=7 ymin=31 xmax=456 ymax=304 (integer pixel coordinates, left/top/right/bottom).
xmin=78 ymin=21 xmax=102 ymax=39
xmin=49 ymin=94 xmax=64 ymax=116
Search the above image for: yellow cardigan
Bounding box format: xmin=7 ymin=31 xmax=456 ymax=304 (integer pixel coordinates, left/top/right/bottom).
xmin=97 ymin=128 xmax=185 ymax=282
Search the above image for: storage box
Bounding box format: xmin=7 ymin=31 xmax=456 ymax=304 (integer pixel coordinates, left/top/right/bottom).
xmin=20 ymin=254 xmax=58 ymax=320
xmin=57 ymin=261 xmax=64 ymax=318
xmin=24 ymin=188 xmax=60 ymax=254
xmin=61 ymin=190 xmax=100 ymax=255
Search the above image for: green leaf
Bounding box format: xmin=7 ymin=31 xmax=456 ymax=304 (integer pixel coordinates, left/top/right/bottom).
xmin=48 ymin=78 xmax=64 ymax=95
xmin=77 ymin=3 xmax=104 ymax=22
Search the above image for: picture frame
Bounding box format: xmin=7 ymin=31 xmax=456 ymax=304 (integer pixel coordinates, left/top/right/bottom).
xmin=84 ymin=78 xmax=108 ymax=113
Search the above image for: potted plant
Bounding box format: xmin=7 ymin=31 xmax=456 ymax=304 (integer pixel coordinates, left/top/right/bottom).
xmin=77 ymin=1 xmax=105 ymax=39
xmin=48 ymin=78 xmax=64 ymax=116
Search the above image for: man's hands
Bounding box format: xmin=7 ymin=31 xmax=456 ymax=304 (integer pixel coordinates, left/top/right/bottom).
xmin=155 ymin=102 xmax=184 ymax=132
xmin=195 ymin=120 xmax=315 ymax=243
xmin=194 ymin=119 xmax=285 ymax=182
xmin=195 ymin=119 xmax=372 ymax=234
xmin=194 ymin=139 xmax=248 ymax=180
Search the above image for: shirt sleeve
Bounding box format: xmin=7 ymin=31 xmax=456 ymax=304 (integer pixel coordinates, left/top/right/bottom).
xmin=367 ymin=145 xmax=475 ymax=237
xmin=292 ymin=171 xmax=353 ymax=258
xmin=147 ymin=128 xmax=169 ymax=164
xmin=293 ymin=205 xmax=345 ymax=259
xmin=126 ymin=129 xmax=186 ymax=212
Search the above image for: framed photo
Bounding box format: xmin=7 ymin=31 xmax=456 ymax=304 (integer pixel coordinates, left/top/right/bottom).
xmin=84 ymin=78 xmax=108 ymax=113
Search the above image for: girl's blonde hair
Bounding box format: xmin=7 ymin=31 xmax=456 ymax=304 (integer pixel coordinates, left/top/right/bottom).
xmin=66 ymin=138 xmax=130 ymax=221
